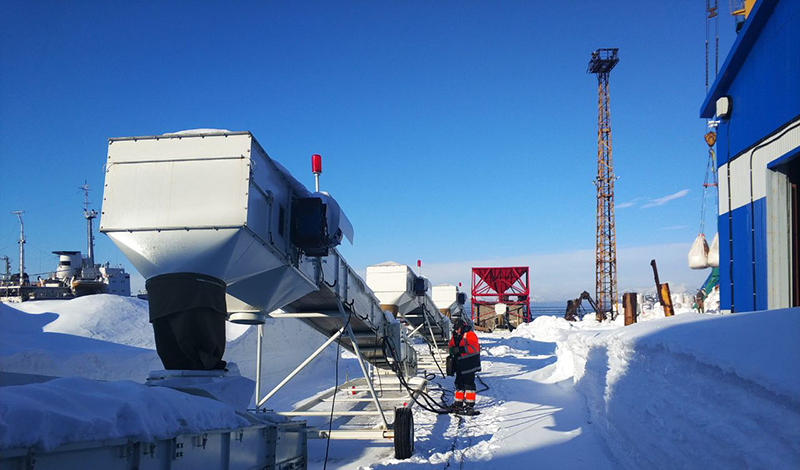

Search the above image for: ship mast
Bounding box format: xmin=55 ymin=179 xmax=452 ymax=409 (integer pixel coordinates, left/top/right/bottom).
xmin=79 ymin=183 xmax=98 ymax=271
xmin=11 ymin=211 xmax=25 ymax=285
xmin=0 ymin=256 xmax=10 ymax=279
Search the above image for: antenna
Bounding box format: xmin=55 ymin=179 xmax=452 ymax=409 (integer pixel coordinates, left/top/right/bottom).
xmin=11 ymin=211 xmax=25 ymax=284
xmin=79 ymin=182 xmax=98 ymax=269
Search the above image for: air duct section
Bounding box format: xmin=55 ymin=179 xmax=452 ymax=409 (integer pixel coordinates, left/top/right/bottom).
xmin=100 ymin=130 xmax=352 ymax=368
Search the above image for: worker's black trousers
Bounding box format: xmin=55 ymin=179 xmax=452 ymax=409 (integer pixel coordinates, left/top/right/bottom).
xmin=455 ymin=371 xmax=476 ymax=392
xmin=152 ymin=308 xmax=227 ymax=370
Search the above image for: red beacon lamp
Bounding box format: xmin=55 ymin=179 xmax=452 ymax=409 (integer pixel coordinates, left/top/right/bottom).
xmin=311 ymin=153 xmax=322 ymax=192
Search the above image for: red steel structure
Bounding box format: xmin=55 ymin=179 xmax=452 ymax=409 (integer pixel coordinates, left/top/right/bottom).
xmin=471 ymin=267 xmax=531 ymax=325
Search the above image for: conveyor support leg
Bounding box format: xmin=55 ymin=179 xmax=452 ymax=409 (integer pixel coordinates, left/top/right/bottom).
xmin=336 ymin=298 xmax=390 ymax=429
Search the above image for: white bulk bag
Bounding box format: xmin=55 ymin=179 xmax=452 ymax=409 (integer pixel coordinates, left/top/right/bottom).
xmin=688 ymin=233 xmax=710 ymax=269
xmin=708 ymin=233 xmax=719 ymax=267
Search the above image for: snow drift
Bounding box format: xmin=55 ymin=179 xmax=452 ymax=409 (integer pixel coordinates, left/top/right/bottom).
xmin=1 ymin=296 xmax=345 ymax=407
xmin=0 ymin=295 xmax=353 ymax=453
xmin=0 ymin=377 xmax=249 ymax=451
xmin=0 ymin=299 xmax=162 ymax=381
xmin=513 ymin=311 xmax=800 ymax=469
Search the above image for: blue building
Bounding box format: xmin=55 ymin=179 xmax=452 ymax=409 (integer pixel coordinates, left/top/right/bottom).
xmin=700 ymin=0 xmax=800 ymax=313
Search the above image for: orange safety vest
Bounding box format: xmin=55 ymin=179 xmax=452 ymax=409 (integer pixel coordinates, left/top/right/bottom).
xmin=448 ymin=330 xmax=481 ymax=373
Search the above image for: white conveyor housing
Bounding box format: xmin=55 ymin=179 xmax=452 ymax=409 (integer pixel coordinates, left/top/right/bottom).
xmin=432 ymin=284 xmax=468 ymax=321
xmin=100 ymin=130 xmax=415 ymax=370
xmin=365 ymin=262 xmax=451 ymax=347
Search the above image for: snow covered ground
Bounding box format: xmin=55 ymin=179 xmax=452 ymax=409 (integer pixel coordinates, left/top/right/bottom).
xmin=311 ymin=310 xmax=799 ymax=469
xmin=1 ymin=296 xmax=798 ymax=469
xmin=313 ymin=330 xmax=618 ymax=470
xmin=547 ymin=311 xmax=800 ymax=469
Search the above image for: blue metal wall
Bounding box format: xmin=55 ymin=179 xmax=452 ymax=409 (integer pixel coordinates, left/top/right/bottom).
xmin=704 ymin=0 xmax=799 ymax=312
xmin=718 ymin=199 xmax=769 ymax=312
xmin=718 ymin=212 xmax=731 ymax=311
xmin=704 ymin=0 xmax=800 ymax=165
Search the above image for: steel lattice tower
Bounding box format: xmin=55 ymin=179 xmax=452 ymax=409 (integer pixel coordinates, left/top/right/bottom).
xmin=587 ymin=48 xmax=619 ymax=320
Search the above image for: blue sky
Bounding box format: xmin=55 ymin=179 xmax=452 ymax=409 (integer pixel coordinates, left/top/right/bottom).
xmin=0 ymin=1 xmax=737 ymax=299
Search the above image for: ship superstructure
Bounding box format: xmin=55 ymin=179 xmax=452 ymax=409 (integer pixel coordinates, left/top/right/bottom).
xmin=0 ymin=185 xmax=130 ymax=302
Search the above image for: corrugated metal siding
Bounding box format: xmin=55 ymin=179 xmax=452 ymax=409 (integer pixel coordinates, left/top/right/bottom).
xmin=728 ymin=156 xmax=754 ymax=210
xmin=718 ymin=118 xmax=800 ymax=312
xmin=720 ymin=121 xmax=800 ymax=215
xmin=719 ymin=213 xmax=732 ymax=311
xmin=731 ymin=205 xmax=756 ymax=311
xmin=711 ymin=0 xmax=799 ymax=312
xmin=715 ymin=0 xmax=800 ymax=166
xmin=753 ymin=199 xmax=769 ymax=310
xmin=722 ymin=199 xmax=769 ymax=312
xmin=718 ymin=164 xmax=730 ymax=215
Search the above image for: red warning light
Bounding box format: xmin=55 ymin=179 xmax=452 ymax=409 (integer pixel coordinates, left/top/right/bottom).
xmin=417 ymin=260 xmax=421 ymax=268
xmin=311 ymin=154 xmax=322 ymax=174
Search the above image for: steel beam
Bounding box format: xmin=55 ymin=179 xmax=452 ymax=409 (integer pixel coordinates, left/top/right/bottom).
xmin=257 ymin=327 xmax=345 ymax=407
xmin=336 ymin=298 xmax=390 ymax=429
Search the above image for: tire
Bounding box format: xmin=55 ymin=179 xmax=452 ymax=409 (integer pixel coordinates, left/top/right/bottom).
xmin=394 ymin=407 xmax=414 ymax=459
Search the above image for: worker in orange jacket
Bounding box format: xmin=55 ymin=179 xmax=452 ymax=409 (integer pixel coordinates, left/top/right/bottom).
xmin=448 ymin=318 xmax=481 ymax=413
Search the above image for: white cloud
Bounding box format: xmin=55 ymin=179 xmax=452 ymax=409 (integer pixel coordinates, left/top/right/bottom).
xmin=642 ymin=189 xmax=690 ymax=208
xmin=616 ymin=197 xmax=645 ymax=209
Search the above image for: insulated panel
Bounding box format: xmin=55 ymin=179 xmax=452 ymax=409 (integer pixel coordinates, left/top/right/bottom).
xmin=731 ymin=204 xmax=756 ymax=312
xmin=753 ymin=198 xmax=769 ymax=311
xmin=728 ymin=156 xmax=754 ymax=213
xmin=366 ymin=263 xmax=414 ymax=306
xmin=721 ymin=120 xmax=800 ymax=213
xmin=718 ymin=213 xmax=732 ymax=312
xmin=107 ymin=132 xmax=253 ymax=163
xmin=719 ymin=163 xmax=730 ymax=215
xmin=101 ymin=157 xmax=250 ymax=231
xmin=432 ymin=285 xmax=458 ymax=311
xmin=749 ymin=122 xmax=800 ymax=205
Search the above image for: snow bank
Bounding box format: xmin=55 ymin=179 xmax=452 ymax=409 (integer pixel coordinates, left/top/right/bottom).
xmin=511 ymin=314 xmax=618 ymax=343
xmin=13 ymin=295 xmax=155 ymax=349
xmin=0 ymin=296 xmax=349 ymax=453
xmin=11 ymin=295 xmax=250 ymax=347
xmin=0 ymin=301 xmax=162 ymax=381
xmin=1 ymin=297 xmax=351 ymax=409
xmin=552 ymin=309 xmax=800 ymax=469
xmin=0 ymin=377 xmax=249 ymax=451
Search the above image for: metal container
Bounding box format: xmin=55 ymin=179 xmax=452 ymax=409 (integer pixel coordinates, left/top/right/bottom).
xmin=100 ymin=130 xmax=318 ymax=315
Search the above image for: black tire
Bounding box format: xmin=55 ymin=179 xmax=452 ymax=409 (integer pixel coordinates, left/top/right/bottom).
xmin=394 ymin=407 xmax=414 ymax=459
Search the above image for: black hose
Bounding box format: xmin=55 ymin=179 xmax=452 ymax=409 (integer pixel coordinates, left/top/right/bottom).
xmin=381 ymin=335 xmax=453 ymax=415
